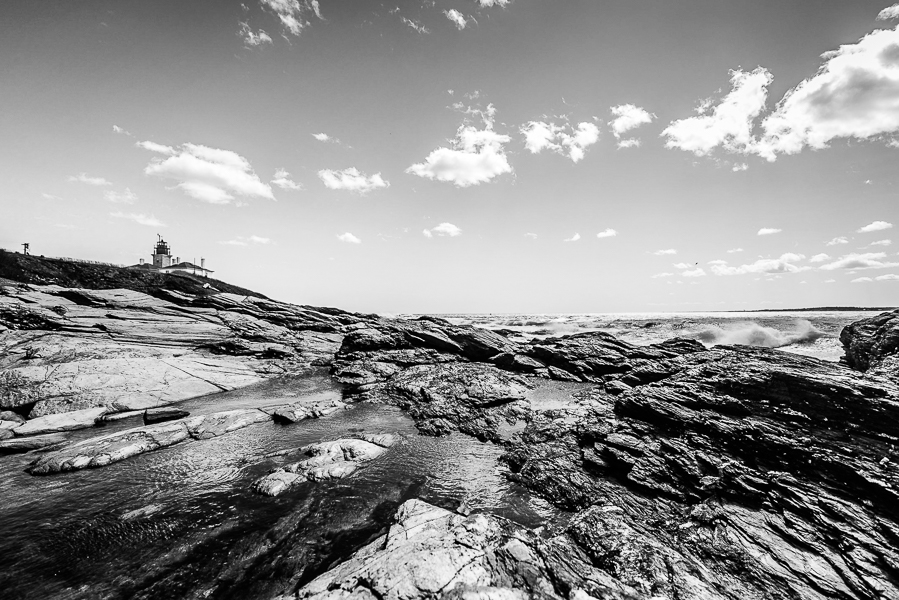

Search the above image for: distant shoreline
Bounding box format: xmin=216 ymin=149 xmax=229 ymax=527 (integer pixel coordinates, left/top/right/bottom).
xmin=731 ymin=307 xmax=897 ymax=313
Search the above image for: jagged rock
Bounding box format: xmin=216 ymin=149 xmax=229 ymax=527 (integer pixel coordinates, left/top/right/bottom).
xmin=27 ymin=408 xmax=272 ymax=474
xmin=0 ymin=410 xmax=25 ymax=423
xmin=252 ymin=434 xmax=396 ymax=497
xmin=264 ymin=399 xmax=348 ymax=423
xmin=841 ymin=308 xmax=899 ymax=375
xmin=13 ymin=407 xmax=108 ymax=436
xmin=0 ymin=432 xmax=69 ymax=453
xmin=144 ymin=407 xmax=190 ymax=424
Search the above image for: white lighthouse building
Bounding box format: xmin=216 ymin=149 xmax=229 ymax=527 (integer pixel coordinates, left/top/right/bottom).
xmin=130 ymin=235 xmax=214 ymax=277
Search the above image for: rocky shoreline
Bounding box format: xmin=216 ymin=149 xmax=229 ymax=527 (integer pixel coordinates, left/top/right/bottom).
xmin=2 ymin=262 xmax=899 ymax=599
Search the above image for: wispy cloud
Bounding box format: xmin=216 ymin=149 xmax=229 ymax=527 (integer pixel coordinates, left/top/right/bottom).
xmin=876 ymin=273 xmax=899 ymax=281
xmin=709 ymin=253 xmax=808 ymax=276
xmin=826 ymin=236 xmax=849 ymax=246
xmin=682 ymin=267 xmax=706 ymax=277
xmin=407 ymin=103 xmax=512 ymax=187
xmin=609 ymin=104 xmax=655 ymax=148
xmin=238 ymin=21 xmax=273 ymax=46
xmin=879 ymin=4 xmax=899 ymax=20
xmin=423 ymin=222 xmax=462 ymax=238
xmin=818 ymin=252 xmax=899 ymax=271
xmin=271 ymin=168 xmax=303 ymax=190
xmin=141 ymin=141 xmax=274 ymax=204
xmin=726 ymin=247 xmax=743 ymax=253
xmin=563 ymin=233 xmax=581 ymax=242
xmin=68 ymin=173 xmax=112 ymax=186
xmin=757 ymin=227 xmax=781 ymax=236
xmin=336 ymin=232 xmax=361 ymax=244
xmin=444 ymin=9 xmax=468 ymax=30
xmin=596 ymin=228 xmax=617 ymax=239
xmin=868 ymin=239 xmax=892 ymax=247
xmin=521 ymin=120 xmax=600 ymax=163
xmin=857 ymin=220 xmax=893 ymax=233
xmin=112 ymin=125 xmax=131 ymax=136
xmin=103 ymin=188 xmax=138 ymax=204
xmin=654 ymin=249 xmax=677 ymax=255
xmin=219 ymin=235 xmax=271 ymax=246
xmin=652 ymin=272 xmax=674 ymax=278
xmin=401 ymin=17 xmax=429 ymax=34
xmin=41 ymin=193 xmax=66 ymax=201
xmin=318 ymin=167 xmax=388 ymax=193
xmin=260 ymin=0 xmax=323 ymax=37
xmin=809 ymin=253 xmax=830 ymax=263
xmin=524 ymin=232 xmax=538 ymax=239
xmin=110 ymin=212 xmax=165 ymax=227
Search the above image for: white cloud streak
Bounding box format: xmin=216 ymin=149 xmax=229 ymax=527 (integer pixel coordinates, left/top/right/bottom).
xmin=423 ymin=222 xmax=462 ymax=237
xmin=757 ymin=227 xmax=782 ymax=236
xmin=858 ymin=220 xmax=893 ymax=233
xmin=444 ymin=9 xmax=468 ymax=30
xmin=238 ymin=21 xmax=273 ymax=46
xmin=336 ymin=232 xmax=361 ymax=244
xmin=564 ymin=233 xmax=581 ymax=242
xmin=220 ymin=235 xmax=271 ymax=246
xmin=318 ymin=167 xmax=388 ymax=193
xmin=710 ymin=253 xmax=808 ymax=276
xmin=260 ymin=0 xmax=322 ymax=37
xmin=271 ymin=168 xmax=303 ymax=190
xmin=111 ymin=212 xmax=166 ymax=227
xmin=104 ymin=188 xmax=138 ymax=204
xmin=521 ymin=120 xmax=600 ymax=162
xmin=818 ymin=252 xmax=899 ymax=270
xmin=69 ymin=173 xmax=112 ymax=186
xmin=596 ymin=228 xmax=617 ymax=238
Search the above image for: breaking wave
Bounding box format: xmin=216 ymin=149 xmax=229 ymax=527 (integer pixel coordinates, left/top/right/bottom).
xmin=688 ymin=319 xmax=826 ymax=348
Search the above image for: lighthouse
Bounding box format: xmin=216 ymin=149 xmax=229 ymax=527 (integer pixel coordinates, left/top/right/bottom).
xmin=151 ymin=235 xmax=173 ymax=268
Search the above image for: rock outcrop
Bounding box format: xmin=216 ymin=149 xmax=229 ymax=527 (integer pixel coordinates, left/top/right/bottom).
xmin=841 ymin=308 xmax=899 ymax=377
xmin=253 ymin=434 xmax=397 ymax=497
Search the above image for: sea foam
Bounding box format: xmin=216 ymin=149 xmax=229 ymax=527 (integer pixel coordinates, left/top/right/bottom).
xmin=688 ymin=319 xmax=826 ymax=348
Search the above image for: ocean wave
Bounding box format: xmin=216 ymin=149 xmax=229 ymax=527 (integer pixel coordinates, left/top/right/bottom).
xmin=688 ymin=319 xmax=826 ymax=348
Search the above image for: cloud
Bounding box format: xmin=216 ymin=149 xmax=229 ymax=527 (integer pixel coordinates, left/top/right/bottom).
xmin=423 ymin=222 xmax=462 ymax=237
xmin=609 ymin=104 xmax=655 ymax=148
xmin=524 ymin=232 xmax=538 ymax=239
xmin=476 ymin=0 xmax=511 ymax=6
xmin=710 ymin=253 xmax=808 ymax=275
xmin=406 ymin=104 xmax=512 ymax=187
xmin=851 ymin=277 xmax=873 ymax=283
xmin=673 ymin=262 xmax=692 ymax=269
xmin=41 ymin=193 xmax=65 ymax=201
xmin=521 ymin=120 xmax=600 ymax=162
xmin=143 ymin=143 xmax=274 ymax=204
xmin=103 ymin=188 xmax=138 ymax=204
xmin=879 ymin=4 xmax=899 ymax=20
xmin=564 ymin=233 xmax=581 ymax=242
xmin=271 ymin=168 xmax=303 ymax=190
xmin=444 ymin=9 xmax=467 ymax=30
xmin=112 ymin=125 xmax=131 ymax=136
xmin=336 ymin=232 xmax=361 ymax=244
xmin=402 ymin=17 xmax=429 ymax=34
xmin=312 ymin=132 xmax=345 ymax=145
xmin=238 ymin=21 xmax=273 ymax=46
xmin=68 ymin=173 xmax=111 ymax=186
xmin=868 ymin=239 xmax=892 ymax=247
xmin=857 ymin=220 xmax=893 ymax=233
xmin=757 ymin=227 xmax=782 ymax=236
xmin=260 ymin=0 xmax=322 ymax=37
xmin=220 ymin=235 xmax=271 ymax=246
xmin=136 ymin=140 xmax=176 ymax=155
xmin=818 ymin=252 xmax=899 ymax=270
xmin=876 ymin=273 xmax=899 ymax=280
xmin=682 ymin=268 xmax=706 ymax=277
xmin=809 ymin=253 xmax=830 ymax=263
xmin=596 ymin=228 xmax=617 ymax=238
xmin=732 ymin=163 xmax=749 ymax=172
xmin=726 ymin=247 xmax=743 ymax=253
xmin=110 ymin=212 xmax=166 ymax=227
xmin=652 ymin=272 xmax=674 ymax=278
xmin=662 ymin=68 xmax=772 ymax=157
xmin=826 ymin=236 xmax=849 ymax=246
xmin=654 ymin=249 xmax=677 ymax=255
xmin=318 ymin=167 xmax=388 ymax=193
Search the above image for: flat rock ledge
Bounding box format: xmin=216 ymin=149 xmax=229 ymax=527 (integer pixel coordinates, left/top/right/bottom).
xmin=253 ymin=434 xmax=397 ymax=497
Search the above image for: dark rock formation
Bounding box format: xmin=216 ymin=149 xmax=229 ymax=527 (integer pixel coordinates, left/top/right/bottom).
xmin=841 ymin=308 xmax=899 ymax=376
xmin=143 ymin=407 xmax=190 ymax=424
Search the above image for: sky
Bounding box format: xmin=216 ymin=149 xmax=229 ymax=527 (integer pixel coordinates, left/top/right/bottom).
xmin=2 ymin=0 xmax=899 ymax=314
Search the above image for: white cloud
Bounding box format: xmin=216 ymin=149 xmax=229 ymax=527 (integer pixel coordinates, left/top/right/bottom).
xmin=521 ymin=120 xmax=600 ymax=162
xmin=136 ymin=140 xmax=176 ymax=155
xmin=476 ymin=0 xmax=511 ymax=6
xmin=732 ymin=163 xmax=748 ymax=172
xmin=596 ymin=228 xmax=617 ymax=238
xmin=851 ymin=277 xmax=873 ymax=283
xmin=809 ymin=253 xmax=830 ymax=263
xmin=710 ymin=253 xmax=808 ymax=276
xmin=876 ymin=273 xmax=899 ymax=280
xmin=112 ymin=125 xmax=131 ymax=136
xmin=757 ymin=227 xmax=782 ymax=236
xmin=104 ymin=188 xmax=138 ymax=204
xmin=110 ymin=212 xmax=166 ymax=227
xmin=682 ymin=268 xmax=706 ymax=277
xmin=726 ymin=247 xmax=743 ymax=253
xmin=260 ymin=0 xmax=322 ymax=37
xmin=143 ymin=142 xmax=274 ymax=204
xmin=564 ymin=233 xmax=581 ymax=242
xmin=858 ymin=220 xmax=893 ymax=233
xmin=824 ymin=279 xmax=836 ymax=283
xmin=312 ymin=132 xmax=344 ymax=144
xmin=868 ymin=239 xmax=892 ymax=247
xmin=41 ymin=193 xmax=65 ymax=201
xmin=336 ymin=232 xmax=361 ymax=244
xmin=609 ymin=104 xmax=655 ymax=148
xmin=818 ymin=252 xmax=899 ymax=270
xmin=524 ymin=232 xmax=538 ymax=239
xmin=423 ymin=222 xmax=462 ymax=237
xmin=406 ymin=104 xmax=512 ymax=187
xmin=238 ymin=21 xmax=273 ymax=46
xmin=654 ymin=249 xmax=677 ymax=255
xmin=879 ymin=4 xmax=899 ymax=20
xmin=826 ymin=236 xmax=849 ymax=246
xmin=673 ymin=262 xmax=692 ymax=269
xmin=318 ymin=167 xmax=388 ymax=193
xmin=402 ymin=17 xmax=429 ymax=34
xmin=444 ymin=9 xmax=467 ymax=30
xmin=220 ymin=235 xmax=271 ymax=246
xmin=69 ymin=173 xmax=111 ymax=186
xmin=652 ymin=272 xmax=674 ymax=278
xmin=271 ymin=168 xmax=303 ymax=190
xmin=662 ymin=68 xmax=772 ymax=157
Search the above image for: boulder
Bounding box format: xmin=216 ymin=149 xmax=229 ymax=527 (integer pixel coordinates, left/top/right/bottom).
xmin=840 ymin=308 xmax=899 ymax=375
xmin=13 ymin=407 xmax=107 ymax=436
xmin=143 ymin=407 xmax=190 ymax=424
xmin=0 ymin=433 xmax=69 ymax=454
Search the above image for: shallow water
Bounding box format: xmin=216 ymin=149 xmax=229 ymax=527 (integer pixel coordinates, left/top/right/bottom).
xmin=0 ymin=373 xmax=557 ymax=600
xmin=427 ymin=310 xmax=887 ymax=362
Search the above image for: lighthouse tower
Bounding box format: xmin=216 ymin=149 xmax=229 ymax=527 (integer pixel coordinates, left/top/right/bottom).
xmin=151 ymin=234 xmax=173 ymax=268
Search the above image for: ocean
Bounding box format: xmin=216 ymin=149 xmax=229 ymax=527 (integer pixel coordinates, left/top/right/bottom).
xmin=411 ymin=310 xmax=889 ymax=363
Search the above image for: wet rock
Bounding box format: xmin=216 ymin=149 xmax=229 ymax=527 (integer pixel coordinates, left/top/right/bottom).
xmin=252 ymin=435 xmax=396 ymax=497
xmin=13 ymin=407 xmax=107 ymax=436
xmin=0 ymin=410 xmax=25 ymax=423
xmin=27 ymin=408 xmax=272 ymax=474
xmin=264 ymin=399 xmax=348 ymax=423
xmin=144 ymin=407 xmax=190 ymax=424
xmin=841 ymin=308 xmax=899 ymax=375
xmin=0 ymin=432 xmax=69 ymax=454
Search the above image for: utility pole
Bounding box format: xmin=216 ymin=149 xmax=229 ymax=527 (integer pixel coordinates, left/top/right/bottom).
xmin=22 ymin=243 xmax=29 ymax=255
